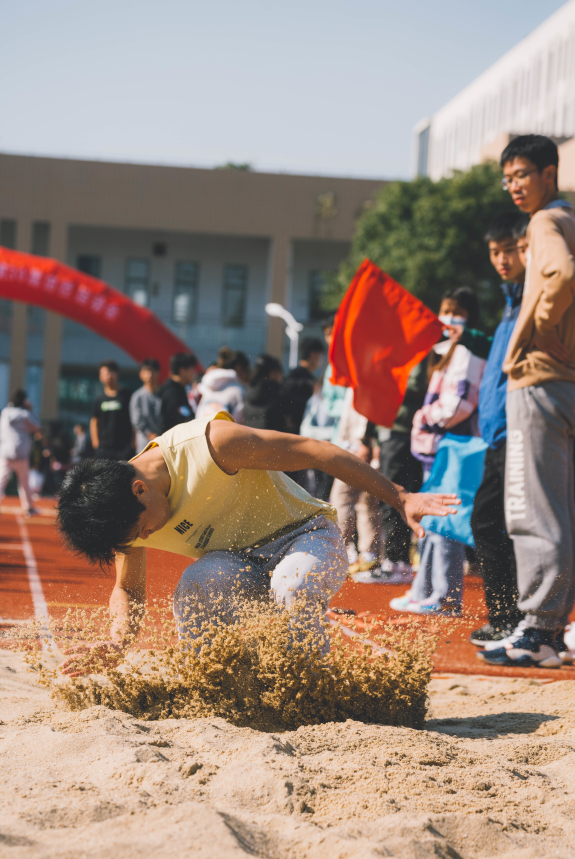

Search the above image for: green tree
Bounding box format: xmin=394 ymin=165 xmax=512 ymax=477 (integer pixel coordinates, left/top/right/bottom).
xmin=323 ymin=162 xmax=517 ymax=334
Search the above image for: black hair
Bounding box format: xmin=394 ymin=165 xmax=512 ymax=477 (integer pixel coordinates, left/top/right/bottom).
xmin=12 ymin=389 xmax=27 ymax=408
xmin=99 ymin=359 xmax=119 ymax=373
xmin=57 ymin=458 xmax=145 ymax=566
xmin=484 ymin=211 xmax=526 ymax=244
xmin=441 ymin=287 xmax=480 ymax=329
xmin=300 ymin=337 xmax=326 ymax=360
xmin=500 ymin=134 xmax=559 ymax=175
xmin=233 ymin=350 xmax=250 ymax=374
xmin=216 ymin=346 xmax=237 ymax=369
xmin=170 ymin=351 xmax=197 ymax=375
xmin=251 ymin=353 xmax=283 ymax=385
xmin=321 ymin=314 xmax=336 ymax=331
xmin=512 ymin=215 xmax=529 ymax=240
xmin=140 ymin=357 xmax=160 ymax=372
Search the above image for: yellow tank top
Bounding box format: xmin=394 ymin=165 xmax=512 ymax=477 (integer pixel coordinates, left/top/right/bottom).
xmin=130 ymin=412 xmax=337 ymax=559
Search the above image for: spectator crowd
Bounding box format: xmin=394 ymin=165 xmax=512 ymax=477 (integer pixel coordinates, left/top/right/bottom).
xmin=2 ymin=133 xmax=574 ymax=669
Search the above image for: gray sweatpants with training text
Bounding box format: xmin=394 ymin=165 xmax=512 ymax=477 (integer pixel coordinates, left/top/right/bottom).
xmin=505 ymin=380 xmax=575 ymax=630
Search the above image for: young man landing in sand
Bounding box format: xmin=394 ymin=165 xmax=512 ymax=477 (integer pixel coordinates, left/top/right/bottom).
xmin=57 ymin=412 xmax=458 ymax=675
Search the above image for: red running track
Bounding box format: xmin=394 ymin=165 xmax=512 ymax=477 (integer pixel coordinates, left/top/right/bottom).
xmin=2 ymin=497 xmax=574 ymax=681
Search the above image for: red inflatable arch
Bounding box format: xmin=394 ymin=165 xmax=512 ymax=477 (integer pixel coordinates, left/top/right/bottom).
xmin=0 ymin=247 xmax=202 ymax=379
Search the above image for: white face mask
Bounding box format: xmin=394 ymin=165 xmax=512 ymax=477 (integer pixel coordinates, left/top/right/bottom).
xmin=439 ymin=314 xmax=467 ymax=337
xmin=438 ymin=314 xmax=467 ymax=327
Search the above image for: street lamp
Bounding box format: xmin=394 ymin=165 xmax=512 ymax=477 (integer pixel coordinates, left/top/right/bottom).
xmin=265 ymin=303 xmax=303 ymax=369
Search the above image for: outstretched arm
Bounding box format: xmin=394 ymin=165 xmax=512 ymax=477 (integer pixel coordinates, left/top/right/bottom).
xmin=207 ymin=421 xmax=458 ymax=538
xmin=61 ymin=548 xmax=146 ymax=677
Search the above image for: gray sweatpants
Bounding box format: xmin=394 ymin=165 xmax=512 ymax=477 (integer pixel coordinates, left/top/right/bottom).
xmin=173 ymin=515 xmax=348 ymax=652
xmin=505 ymin=381 xmax=575 ymax=630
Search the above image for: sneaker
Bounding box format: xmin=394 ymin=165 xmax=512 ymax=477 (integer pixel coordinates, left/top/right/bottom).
xmin=564 ymin=622 xmax=575 ymax=651
xmin=408 ymin=600 xmax=461 ymax=617
xmin=483 ymin=619 xmax=528 ymax=651
xmin=24 ymin=508 xmax=41 ymax=518
xmin=350 ymin=565 xmax=384 ymax=583
xmin=346 ymin=544 xmax=359 ymax=565
xmin=389 ymin=593 xmax=414 ymax=612
xmin=554 ymin=629 xmax=575 ymax=665
xmin=477 ymin=626 xmax=562 ymax=668
xmin=379 ymin=559 xmax=414 ymax=584
xmin=469 ymin=622 xmax=516 ymax=647
xmin=348 ymin=551 xmax=379 ymax=574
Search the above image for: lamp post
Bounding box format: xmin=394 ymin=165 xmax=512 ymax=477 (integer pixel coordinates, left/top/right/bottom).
xmin=265 ymin=303 xmax=303 ymax=369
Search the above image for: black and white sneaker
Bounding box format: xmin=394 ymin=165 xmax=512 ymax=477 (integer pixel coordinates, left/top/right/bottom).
xmin=483 ymin=619 xmax=528 ymax=651
xmin=469 ymin=623 xmax=516 ymax=647
xmin=477 ymin=626 xmax=562 ymax=668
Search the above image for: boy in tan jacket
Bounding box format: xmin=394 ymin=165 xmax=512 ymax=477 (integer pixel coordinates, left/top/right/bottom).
xmin=481 ymin=135 xmax=575 ymax=669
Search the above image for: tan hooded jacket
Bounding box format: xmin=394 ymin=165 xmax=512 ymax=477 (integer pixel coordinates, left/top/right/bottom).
xmin=504 ymin=204 xmax=575 ymax=390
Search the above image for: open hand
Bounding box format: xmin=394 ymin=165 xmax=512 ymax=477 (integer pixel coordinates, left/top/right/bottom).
xmin=61 ymin=641 xmax=125 ymax=678
xmin=400 ymin=491 xmax=460 ymax=539
xmin=533 ymin=329 xmax=570 ymax=364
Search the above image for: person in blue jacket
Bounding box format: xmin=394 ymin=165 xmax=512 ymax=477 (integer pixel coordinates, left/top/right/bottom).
xmin=457 ymin=212 xmax=528 ymax=646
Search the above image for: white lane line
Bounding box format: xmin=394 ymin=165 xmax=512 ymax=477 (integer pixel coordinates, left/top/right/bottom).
xmin=16 ymin=515 xmax=59 ymax=656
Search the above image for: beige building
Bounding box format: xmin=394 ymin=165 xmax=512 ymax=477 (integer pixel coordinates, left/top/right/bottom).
xmin=0 ymin=153 xmax=384 ymax=423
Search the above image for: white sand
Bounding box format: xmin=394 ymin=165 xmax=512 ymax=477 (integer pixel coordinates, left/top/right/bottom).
xmin=2 ymin=649 xmax=575 ymax=858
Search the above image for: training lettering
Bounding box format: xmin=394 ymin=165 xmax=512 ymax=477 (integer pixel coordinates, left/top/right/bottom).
xmin=506 ymin=429 xmax=526 ymax=521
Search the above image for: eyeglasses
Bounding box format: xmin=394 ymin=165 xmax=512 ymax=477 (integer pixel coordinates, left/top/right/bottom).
xmin=501 ymin=168 xmax=538 ymax=191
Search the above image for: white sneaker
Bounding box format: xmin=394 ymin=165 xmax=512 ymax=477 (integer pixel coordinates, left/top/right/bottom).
xmin=379 ymin=559 xmax=414 ymax=584
xmin=564 ymin=622 xmax=575 ymax=652
xmin=483 ymin=619 xmax=528 ymax=651
xmin=389 ymin=593 xmax=414 ymax=611
xmin=346 ymin=544 xmax=359 ymax=565
xmin=348 ymin=551 xmax=379 ymax=576
xmin=557 ymin=625 xmax=575 ymax=665
xmin=350 ymin=565 xmax=384 ymax=583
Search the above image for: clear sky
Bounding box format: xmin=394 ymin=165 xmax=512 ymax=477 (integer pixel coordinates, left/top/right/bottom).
xmin=0 ymin=0 xmax=567 ymax=179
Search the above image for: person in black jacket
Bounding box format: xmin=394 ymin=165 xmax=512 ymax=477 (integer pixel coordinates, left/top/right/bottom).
xmin=90 ymin=360 xmax=134 ymax=460
xmin=282 ymin=337 xmax=325 ymax=433
xmin=157 ymin=352 xmax=198 ymax=433
xmin=243 ymin=354 xmax=286 ymax=432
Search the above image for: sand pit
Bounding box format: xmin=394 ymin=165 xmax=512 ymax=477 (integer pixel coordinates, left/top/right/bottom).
xmin=2 ymin=649 xmax=575 ymax=858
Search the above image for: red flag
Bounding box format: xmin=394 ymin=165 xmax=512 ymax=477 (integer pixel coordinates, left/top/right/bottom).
xmin=329 ymin=259 xmax=443 ymax=427
xmin=0 ymin=247 xmax=203 ymax=380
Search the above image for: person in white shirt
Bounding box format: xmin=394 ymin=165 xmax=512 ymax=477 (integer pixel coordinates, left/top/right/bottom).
xmin=0 ymin=389 xmax=41 ymax=516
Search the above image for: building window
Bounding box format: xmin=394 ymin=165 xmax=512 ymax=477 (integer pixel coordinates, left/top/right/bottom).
xmin=0 ymin=219 xmax=17 ymax=249
xmin=31 ymin=221 xmax=51 ymax=256
xmin=308 ymin=270 xmax=327 ymax=321
xmin=222 ymin=264 xmax=247 ymax=328
xmin=125 ymin=258 xmax=150 ymax=307
xmin=76 ymin=254 xmax=102 ymax=278
xmin=25 ymin=363 xmax=43 ymax=416
xmin=173 ymin=261 xmax=199 ymax=324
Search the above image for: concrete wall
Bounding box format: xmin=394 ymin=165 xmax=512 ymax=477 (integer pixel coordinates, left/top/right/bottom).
xmin=65 ymin=226 xmax=271 ymax=368
xmin=0 ymin=153 xmax=384 ymax=419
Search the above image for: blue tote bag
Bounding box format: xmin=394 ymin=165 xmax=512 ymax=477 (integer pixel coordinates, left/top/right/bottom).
xmin=420 ymin=433 xmax=488 ymax=547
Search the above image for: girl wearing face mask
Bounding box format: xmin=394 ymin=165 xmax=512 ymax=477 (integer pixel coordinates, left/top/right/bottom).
xmin=390 ymin=287 xmax=486 ymax=616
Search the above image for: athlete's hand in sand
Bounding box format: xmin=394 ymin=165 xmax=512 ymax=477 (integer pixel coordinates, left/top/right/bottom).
xmin=398 ymin=489 xmax=460 ymax=539
xmin=61 ymin=641 xmax=124 ymax=678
